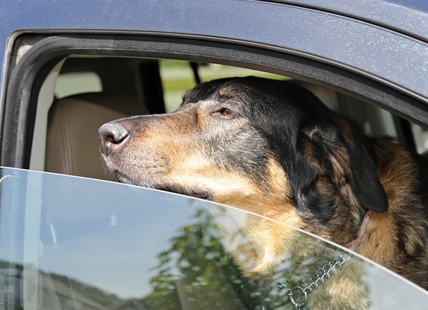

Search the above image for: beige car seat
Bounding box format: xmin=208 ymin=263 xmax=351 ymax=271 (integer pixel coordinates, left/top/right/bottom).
xmin=45 ymin=92 xmax=148 ymax=180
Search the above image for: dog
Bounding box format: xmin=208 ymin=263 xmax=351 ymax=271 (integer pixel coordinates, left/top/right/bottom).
xmin=98 ymin=76 xmax=428 ymax=307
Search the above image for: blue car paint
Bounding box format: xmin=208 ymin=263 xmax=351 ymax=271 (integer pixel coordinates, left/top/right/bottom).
xmin=0 ymin=0 xmax=427 ymax=105
xmin=282 ymin=0 xmax=428 ymax=39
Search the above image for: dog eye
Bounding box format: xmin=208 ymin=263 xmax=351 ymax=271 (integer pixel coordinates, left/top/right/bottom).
xmin=214 ymin=108 xmax=234 ymax=118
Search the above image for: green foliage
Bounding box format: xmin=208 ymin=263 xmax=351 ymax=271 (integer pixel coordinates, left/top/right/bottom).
xmin=145 ymin=208 xmax=265 ymax=309
xmin=144 ymin=208 xmax=371 ymax=309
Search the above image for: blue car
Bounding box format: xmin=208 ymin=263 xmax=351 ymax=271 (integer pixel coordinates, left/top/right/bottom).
xmin=1 ymin=1 xmax=428 ymax=309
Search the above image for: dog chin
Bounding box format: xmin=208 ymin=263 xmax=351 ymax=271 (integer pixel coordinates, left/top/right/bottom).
xmin=112 ymin=170 xmax=139 ymax=186
xmin=113 ymin=171 xmax=212 ymax=200
xmin=159 ymin=186 xmax=212 ymax=200
xmin=117 ymin=176 xmax=136 ymax=185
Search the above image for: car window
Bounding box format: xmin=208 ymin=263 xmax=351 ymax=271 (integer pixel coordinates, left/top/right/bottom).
xmin=4 ymin=35 xmax=425 ymax=172
xmin=160 ymin=60 xmax=284 ymax=113
xmin=1 ymin=167 xmax=428 ymax=309
xmin=412 ymin=123 xmax=428 ymax=154
xmin=55 ymin=71 xmax=102 ymax=99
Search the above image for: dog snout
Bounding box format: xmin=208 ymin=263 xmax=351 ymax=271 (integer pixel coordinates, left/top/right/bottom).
xmin=98 ymin=122 xmax=130 ymax=154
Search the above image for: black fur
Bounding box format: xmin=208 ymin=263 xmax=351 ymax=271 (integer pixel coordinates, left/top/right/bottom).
xmin=99 ymin=76 xmax=428 ymax=290
xmin=182 ymin=77 xmax=388 ymax=222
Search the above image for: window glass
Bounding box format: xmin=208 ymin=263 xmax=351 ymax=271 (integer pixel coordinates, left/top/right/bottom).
xmin=1 ymin=168 xmax=428 ymax=309
xmin=55 ymin=72 xmax=102 ymax=99
xmin=411 ymin=123 xmax=428 ymax=154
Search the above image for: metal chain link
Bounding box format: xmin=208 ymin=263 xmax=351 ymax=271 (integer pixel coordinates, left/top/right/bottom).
xmin=279 ymin=254 xmax=351 ymax=309
xmin=303 ymin=254 xmax=350 ymax=294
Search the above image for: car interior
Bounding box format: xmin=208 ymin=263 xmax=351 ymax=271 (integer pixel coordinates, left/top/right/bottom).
xmin=23 ymin=55 xmax=426 ymax=182
xmin=4 ymin=37 xmax=428 ymax=309
xmin=2 ymin=34 xmax=427 ymax=178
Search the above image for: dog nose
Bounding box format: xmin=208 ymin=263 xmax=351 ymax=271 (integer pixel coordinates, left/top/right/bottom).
xmin=98 ymin=123 xmax=129 ymax=152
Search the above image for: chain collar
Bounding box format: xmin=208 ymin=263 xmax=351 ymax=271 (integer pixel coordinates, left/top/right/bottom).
xmin=278 ymin=210 xmax=371 ymax=309
xmin=279 ymin=254 xmax=350 ymax=309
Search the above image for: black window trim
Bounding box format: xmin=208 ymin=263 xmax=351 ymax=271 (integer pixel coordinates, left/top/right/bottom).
xmin=2 ymin=33 xmax=428 ymax=168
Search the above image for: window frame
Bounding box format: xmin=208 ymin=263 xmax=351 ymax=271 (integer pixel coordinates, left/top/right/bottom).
xmin=2 ymin=33 xmax=428 ymax=169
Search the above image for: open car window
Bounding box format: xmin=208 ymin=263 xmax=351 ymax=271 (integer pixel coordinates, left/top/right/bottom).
xmin=3 ymin=35 xmax=427 ymax=172
xmin=1 ymin=167 xmax=427 ymax=309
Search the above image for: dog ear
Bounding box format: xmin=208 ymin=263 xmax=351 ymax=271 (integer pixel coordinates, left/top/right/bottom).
xmin=342 ymin=133 xmax=389 ymax=213
xmin=299 ymin=122 xmax=388 ymax=213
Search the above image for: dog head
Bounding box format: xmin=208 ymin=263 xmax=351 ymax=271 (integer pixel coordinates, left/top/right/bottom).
xmin=99 ymin=77 xmax=388 ymax=243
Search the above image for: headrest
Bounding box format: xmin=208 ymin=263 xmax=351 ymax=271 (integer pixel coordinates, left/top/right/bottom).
xmin=45 ymin=92 xmax=148 ymax=180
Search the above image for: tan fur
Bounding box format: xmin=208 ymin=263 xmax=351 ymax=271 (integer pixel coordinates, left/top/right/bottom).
xmin=359 ymin=141 xmax=419 ymax=268
xmin=99 ymin=77 xmax=428 ymax=308
xmin=308 ymin=262 xmax=369 ymax=310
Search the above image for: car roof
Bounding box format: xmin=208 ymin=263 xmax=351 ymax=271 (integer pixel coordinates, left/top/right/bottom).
xmin=281 ymin=0 xmax=428 ymax=41
xmin=0 ymin=0 xmax=427 ymax=109
xmin=1 ymin=1 xmax=427 ymax=39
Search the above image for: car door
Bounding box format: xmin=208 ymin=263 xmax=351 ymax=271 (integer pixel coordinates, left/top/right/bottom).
xmin=1 ymin=1 xmax=428 ymax=309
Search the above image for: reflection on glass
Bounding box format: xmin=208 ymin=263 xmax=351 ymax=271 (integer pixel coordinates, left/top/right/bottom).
xmin=1 ymin=168 xmax=428 ymax=309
